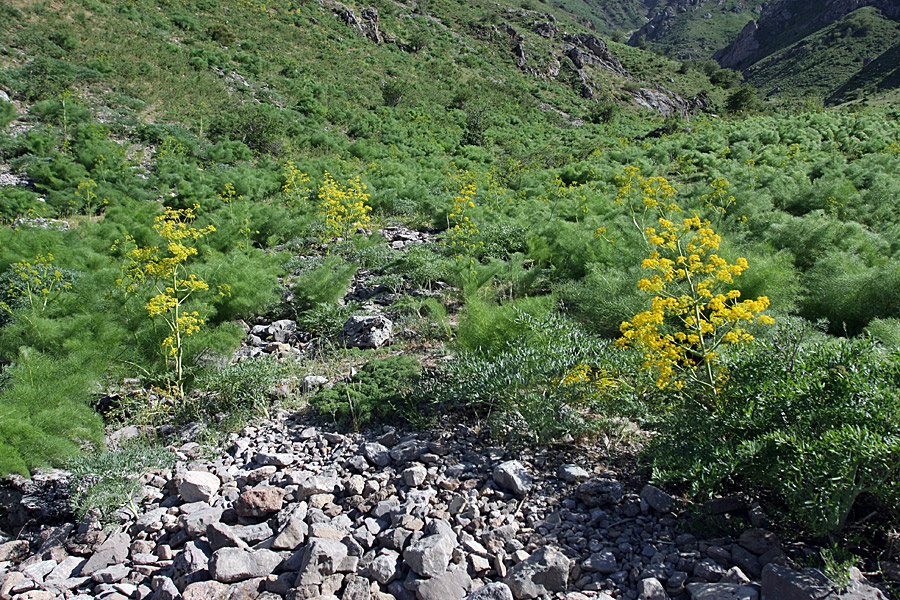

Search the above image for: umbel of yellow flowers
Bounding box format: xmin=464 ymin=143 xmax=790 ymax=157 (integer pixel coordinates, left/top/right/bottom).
xmin=117 ymin=205 xmax=222 ymax=398
xmin=614 ymin=168 xmax=774 ymax=396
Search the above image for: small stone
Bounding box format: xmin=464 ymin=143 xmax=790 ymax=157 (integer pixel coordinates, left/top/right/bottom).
xmin=640 ymin=485 xmax=676 ymax=514
xmin=492 ymin=461 xmax=533 ymax=496
xmin=91 ymin=565 xmax=131 ymax=584
xmin=402 ymin=465 xmax=428 ymax=487
xmin=256 ymin=452 xmax=295 ymax=467
xmin=177 ymin=471 xmax=221 ymax=503
xmin=638 ymin=578 xmax=669 ymax=600
xmin=556 ymin=465 xmax=590 ymax=483
xmin=235 ymin=487 xmax=284 ymax=517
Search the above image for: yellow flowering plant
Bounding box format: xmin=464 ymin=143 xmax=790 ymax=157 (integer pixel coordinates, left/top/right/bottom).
xmin=445 ymin=182 xmax=481 ymax=257
xmin=317 ymin=171 xmax=372 ymax=242
xmin=0 ymin=253 xmax=74 ymax=317
xmin=115 ymin=205 xmax=223 ymax=397
xmin=613 ymin=168 xmax=775 ymax=401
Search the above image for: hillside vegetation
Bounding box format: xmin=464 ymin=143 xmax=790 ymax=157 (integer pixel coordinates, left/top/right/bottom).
xmin=2 ymin=0 xmax=900 ymax=579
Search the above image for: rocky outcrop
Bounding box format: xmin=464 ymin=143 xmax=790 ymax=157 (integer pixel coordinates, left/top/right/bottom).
xmin=562 ymin=34 xmax=627 ymax=77
xmin=631 ymin=86 xmax=711 ymax=118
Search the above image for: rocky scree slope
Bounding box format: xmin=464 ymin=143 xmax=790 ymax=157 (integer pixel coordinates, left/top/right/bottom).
xmin=0 ymin=412 xmax=893 ymax=600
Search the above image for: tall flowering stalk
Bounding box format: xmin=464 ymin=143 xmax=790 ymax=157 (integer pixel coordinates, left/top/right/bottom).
xmin=613 ymin=168 xmax=774 ymax=400
xmin=445 ymin=182 xmax=481 ymax=258
xmin=116 ymin=205 xmax=222 ymax=397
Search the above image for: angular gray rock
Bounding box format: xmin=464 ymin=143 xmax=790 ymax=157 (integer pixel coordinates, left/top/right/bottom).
xmin=503 ymin=546 xmax=571 ymax=599
xmin=82 ymin=532 xmax=130 ymax=575
xmin=492 ymin=461 xmax=533 ymax=496
xmin=370 ymin=549 xmax=400 ymax=585
xmin=209 ymin=547 xmax=282 ymax=583
xmin=295 ymin=537 xmax=349 ymax=586
xmin=556 ymin=464 xmax=590 ymax=483
xmin=465 ymin=583 xmax=514 ymax=600
xmin=415 ymin=565 xmax=473 ymax=600
xmin=638 ymin=577 xmax=669 ymax=600
xmin=361 ymin=442 xmax=392 ymax=467
xmin=404 ymin=533 xmax=455 ymax=578
xmin=761 ymin=563 xmax=887 ymax=600
xmin=177 ymin=471 xmax=221 ymax=503
xmin=686 ymin=582 xmax=759 ymax=600
xmin=341 ymin=315 xmax=393 ymax=349
xmin=640 ymin=485 xmax=676 ymax=514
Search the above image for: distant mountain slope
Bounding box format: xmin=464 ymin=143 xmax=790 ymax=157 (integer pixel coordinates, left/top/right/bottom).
xmin=715 ymin=0 xmax=900 ymax=69
xmin=743 ymin=7 xmax=900 ymax=101
xmin=545 ymin=0 xmax=653 ymax=35
xmin=626 ymin=0 xmax=767 ymax=59
xmin=829 ymin=38 xmax=900 ymax=103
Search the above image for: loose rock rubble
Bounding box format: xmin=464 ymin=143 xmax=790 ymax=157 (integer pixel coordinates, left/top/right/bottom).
xmin=0 ymin=412 xmax=891 ymax=600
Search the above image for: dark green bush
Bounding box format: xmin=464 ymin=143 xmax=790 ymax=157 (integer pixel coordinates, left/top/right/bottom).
xmin=647 ymin=325 xmax=900 ymax=537
xmin=311 ymin=356 xmax=422 ymax=430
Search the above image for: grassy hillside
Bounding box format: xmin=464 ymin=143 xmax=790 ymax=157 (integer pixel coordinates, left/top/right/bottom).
xmin=745 ymin=7 xmax=900 ymax=103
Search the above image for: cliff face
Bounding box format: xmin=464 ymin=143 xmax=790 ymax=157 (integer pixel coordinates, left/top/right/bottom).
xmin=715 ymin=0 xmax=900 ymax=69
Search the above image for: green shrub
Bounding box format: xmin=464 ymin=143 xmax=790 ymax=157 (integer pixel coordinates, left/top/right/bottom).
xmin=0 ymin=101 xmax=16 ymax=128
xmin=310 ymin=356 xmax=422 ymax=430
xmin=0 ymin=351 xmax=104 ymax=477
xmin=197 ymin=355 xmax=290 ymax=419
xmin=456 ymin=294 xmax=555 ymax=353
xmin=290 ymin=255 xmax=358 ymax=313
xmin=646 ymin=325 xmax=900 ymax=537
xmin=428 ymin=311 xmax=647 ymax=443
xmin=66 ymin=443 xmax=173 ymax=524
xmin=389 ymin=296 xmax=450 ymax=340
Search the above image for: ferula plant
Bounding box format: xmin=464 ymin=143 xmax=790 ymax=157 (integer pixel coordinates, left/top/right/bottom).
xmin=116 ymin=205 xmax=220 ymax=397
xmin=317 ymin=171 xmax=372 ymax=242
xmin=614 ymin=167 xmax=774 ymax=399
xmin=445 ymin=181 xmax=481 ymax=257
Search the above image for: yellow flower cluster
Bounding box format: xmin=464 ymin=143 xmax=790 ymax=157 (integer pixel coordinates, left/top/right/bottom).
xmin=218 ymin=182 xmax=242 ymax=204
xmin=701 ymin=177 xmax=735 ymax=216
xmin=281 ymin=161 xmax=311 ymax=207
xmin=445 ymin=182 xmax=482 ymax=256
xmin=556 ymin=364 xmax=619 ymax=407
xmin=615 ymin=165 xmax=679 ymax=211
xmin=317 ymin=172 xmax=372 ymax=241
xmin=614 ymin=171 xmax=774 ymax=394
xmin=115 ymin=205 xmax=216 ymax=397
xmin=0 ymin=253 xmax=72 ymax=314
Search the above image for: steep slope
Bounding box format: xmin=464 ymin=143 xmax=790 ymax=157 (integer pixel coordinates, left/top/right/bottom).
xmin=627 ymin=0 xmax=767 ymax=59
xmin=743 ymin=7 xmax=900 ymax=102
xmin=714 ymin=0 xmax=900 ymax=69
xmin=829 ymin=37 xmax=900 ymax=104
